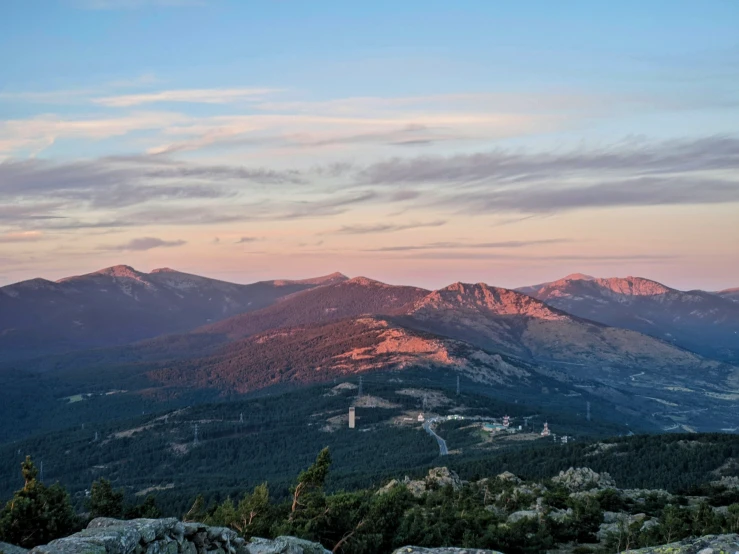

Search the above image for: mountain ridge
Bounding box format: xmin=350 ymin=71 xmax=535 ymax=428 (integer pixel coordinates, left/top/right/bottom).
xmin=0 ymin=265 xmax=348 ymax=362
xmin=518 ymin=273 xmax=739 ymax=362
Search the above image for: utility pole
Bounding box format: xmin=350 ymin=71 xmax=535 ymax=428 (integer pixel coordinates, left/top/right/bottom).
xmin=456 ymin=375 xmax=460 ymax=396
xmin=358 ymin=376 xmax=363 ymax=398
xmin=586 ymin=401 xmax=591 ymax=422
xmin=94 ymin=431 xmax=99 ymax=442
xmin=193 ymin=424 xmax=199 ymax=446
xmin=239 ymin=413 xmax=244 ymax=424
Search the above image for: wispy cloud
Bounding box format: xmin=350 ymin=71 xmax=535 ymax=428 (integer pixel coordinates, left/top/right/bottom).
xmin=0 ymin=112 xmax=188 ymax=157
xmin=94 ymin=88 xmax=279 ymax=107
xmin=235 ymin=236 xmax=259 ymax=244
xmin=331 ymin=220 xmax=446 ymax=235
xmin=103 ymin=236 xmax=186 ymax=251
xmin=404 ymin=252 xmax=679 ymax=262
xmin=0 ymin=231 xmax=45 ymax=243
xmin=439 ymin=176 xmax=739 ymax=215
xmin=364 ymin=239 xmax=570 ymax=252
xmin=359 ymin=136 xmax=739 ymax=186
xmin=0 ymin=157 xmax=301 ymax=211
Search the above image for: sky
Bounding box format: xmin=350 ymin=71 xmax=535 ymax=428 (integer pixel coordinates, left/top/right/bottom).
xmin=1 ymin=0 xmax=738 ymax=290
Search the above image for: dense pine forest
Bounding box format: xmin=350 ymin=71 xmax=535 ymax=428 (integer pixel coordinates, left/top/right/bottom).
xmin=0 ymin=376 xmax=635 ymax=513
xmin=3 ymin=434 xmax=739 ymax=552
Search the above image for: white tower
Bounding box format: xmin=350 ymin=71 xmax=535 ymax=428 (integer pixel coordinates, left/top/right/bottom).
xmin=349 ymin=407 xmax=356 ymax=429
xmin=541 ymin=422 xmax=551 ymax=437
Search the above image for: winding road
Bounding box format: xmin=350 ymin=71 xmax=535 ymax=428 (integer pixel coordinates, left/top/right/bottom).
xmin=423 ymin=420 xmax=449 ymax=456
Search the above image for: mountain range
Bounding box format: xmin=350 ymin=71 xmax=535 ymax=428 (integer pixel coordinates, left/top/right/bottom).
xmin=1 ymin=265 xmax=738 ymax=439
xmin=518 ymin=274 xmax=739 ymax=362
xmin=0 ymin=265 xmax=347 ymax=362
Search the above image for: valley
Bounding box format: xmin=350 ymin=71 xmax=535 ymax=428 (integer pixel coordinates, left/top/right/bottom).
xmin=0 ymin=265 xmax=738 ymax=552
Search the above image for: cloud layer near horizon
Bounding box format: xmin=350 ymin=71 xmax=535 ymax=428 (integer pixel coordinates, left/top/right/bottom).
xmin=2 ymin=135 xmax=737 ymax=231
xmin=1 ymin=80 xmax=738 ymax=290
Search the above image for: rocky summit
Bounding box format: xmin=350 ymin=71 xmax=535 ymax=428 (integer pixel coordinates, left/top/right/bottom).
xmin=623 ymin=533 xmax=739 ymax=553
xmin=24 ymin=517 xmax=330 ymax=554
xmin=393 ymin=546 xmax=501 ymax=554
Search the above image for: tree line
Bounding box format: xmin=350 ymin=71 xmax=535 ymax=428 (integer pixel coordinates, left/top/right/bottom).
xmin=3 ymin=446 xmax=739 ymax=553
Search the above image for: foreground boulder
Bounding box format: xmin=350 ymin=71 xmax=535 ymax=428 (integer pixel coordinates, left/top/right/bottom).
xmin=247 ymin=536 xmax=330 ymax=553
xmin=393 ymin=546 xmax=501 ymax=554
xmin=27 ymin=517 xmax=329 ymax=554
xmin=0 ymin=541 xmax=29 ymax=554
xmin=623 ymin=533 xmax=739 ymax=553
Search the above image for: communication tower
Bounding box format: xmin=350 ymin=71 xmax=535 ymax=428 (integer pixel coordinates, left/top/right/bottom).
xmin=541 ymin=422 xmax=551 ymax=437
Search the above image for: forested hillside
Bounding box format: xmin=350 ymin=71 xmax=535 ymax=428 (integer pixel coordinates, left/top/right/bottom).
xmin=0 ymin=377 xmax=635 ymax=516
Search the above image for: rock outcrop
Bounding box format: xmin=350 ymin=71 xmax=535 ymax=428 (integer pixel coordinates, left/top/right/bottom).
xmin=393 ymin=546 xmax=501 ymax=554
xmin=379 ymin=467 xmax=463 ymax=498
xmin=27 ymin=518 xmax=329 ymax=554
xmin=552 ymin=467 xmax=616 ymax=492
xmin=0 ymin=541 xmax=29 ymax=554
xmin=406 ymin=468 xmax=463 ymax=497
xmin=623 ymin=533 xmax=739 ymax=553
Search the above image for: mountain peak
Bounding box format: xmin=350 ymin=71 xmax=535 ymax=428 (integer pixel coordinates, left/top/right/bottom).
xmin=414 ymin=281 xmax=567 ymax=320
xmin=345 ymin=276 xmax=391 ymax=287
xmin=594 ymin=276 xmax=673 ymax=296
xmin=527 ymin=274 xmax=674 ymax=297
xmin=57 ymin=265 xmax=146 ymax=283
xmin=296 ymin=272 xmax=350 ymax=285
xmin=563 ymin=273 xmax=596 ymax=281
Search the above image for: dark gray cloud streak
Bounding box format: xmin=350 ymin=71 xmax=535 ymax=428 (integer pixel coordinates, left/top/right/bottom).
xmin=103 ymin=236 xmax=187 ymax=251
xmin=1 ymin=135 xmax=738 ymax=232
xmin=403 ymin=252 xmax=679 ymax=261
xmin=0 ymin=157 xmax=304 ymax=209
xmin=442 ymin=176 xmax=739 ymax=215
xmin=365 ymin=239 xmax=570 ymax=252
xmin=331 ymin=220 xmax=446 ymax=235
xmin=359 ymin=136 xmax=739 ymax=185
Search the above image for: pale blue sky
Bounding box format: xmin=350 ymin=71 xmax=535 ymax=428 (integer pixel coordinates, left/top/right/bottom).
xmin=1 ymin=0 xmax=738 ymax=289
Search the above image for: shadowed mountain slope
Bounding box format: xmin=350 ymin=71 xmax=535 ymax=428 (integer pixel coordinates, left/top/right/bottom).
xmin=518 ymin=275 xmax=739 ymax=362
xmin=718 ymin=287 xmax=739 ymax=302
xmin=199 ymin=276 xmax=429 ymax=339
xmin=150 ymin=316 xmax=537 ymax=393
xmin=0 ymin=265 xmax=348 ymax=361
xmin=401 ymin=282 xmax=726 ymax=379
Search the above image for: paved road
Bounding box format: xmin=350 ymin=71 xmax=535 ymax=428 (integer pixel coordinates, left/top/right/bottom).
xmin=423 ymin=421 xmax=448 ymax=456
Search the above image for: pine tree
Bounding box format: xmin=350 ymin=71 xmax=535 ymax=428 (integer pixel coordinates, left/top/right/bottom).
xmin=87 ymin=478 xmax=124 ymax=519
xmin=0 ymin=456 xmax=78 ymax=548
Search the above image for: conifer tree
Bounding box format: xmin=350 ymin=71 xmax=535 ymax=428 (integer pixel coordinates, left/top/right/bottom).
xmin=0 ymin=456 xmax=78 ymax=548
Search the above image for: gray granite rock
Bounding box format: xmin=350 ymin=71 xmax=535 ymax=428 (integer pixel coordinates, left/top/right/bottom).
xmin=0 ymin=542 xmax=29 ymax=554
xmin=622 ymin=533 xmax=739 ymax=553
xmin=393 ymin=546 xmax=501 ymax=554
